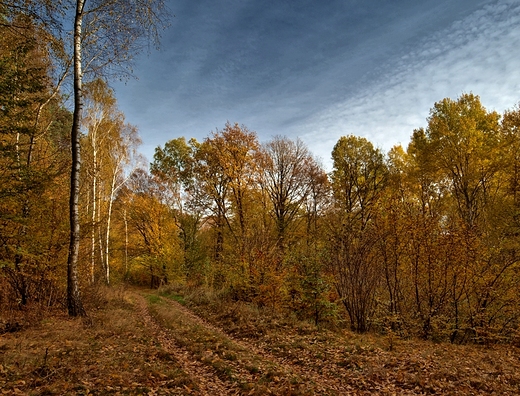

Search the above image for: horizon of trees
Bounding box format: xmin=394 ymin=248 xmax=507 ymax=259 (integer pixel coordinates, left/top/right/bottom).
xmin=2 ymin=5 xmax=520 ymax=343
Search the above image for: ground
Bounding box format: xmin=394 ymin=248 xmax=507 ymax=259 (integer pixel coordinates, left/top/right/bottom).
xmin=1 ymin=285 xmax=519 ymax=395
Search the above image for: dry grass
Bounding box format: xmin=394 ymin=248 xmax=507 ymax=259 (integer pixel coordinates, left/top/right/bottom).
xmin=0 ymin=286 xmax=193 ymax=395
xmin=146 ymin=291 xmax=308 ymax=395
xmin=162 ymin=284 xmax=520 ymax=395
xmin=2 ymin=284 xmax=520 ymax=395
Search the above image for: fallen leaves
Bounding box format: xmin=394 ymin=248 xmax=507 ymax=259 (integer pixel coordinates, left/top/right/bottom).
xmin=1 ymin=286 xmax=520 ymax=395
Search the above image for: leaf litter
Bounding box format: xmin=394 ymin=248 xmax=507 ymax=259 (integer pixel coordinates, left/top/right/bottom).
xmin=1 ymin=286 xmax=520 ymax=395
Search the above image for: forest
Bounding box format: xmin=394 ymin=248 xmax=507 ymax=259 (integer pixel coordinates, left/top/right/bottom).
xmin=3 ymin=1 xmax=520 ymax=347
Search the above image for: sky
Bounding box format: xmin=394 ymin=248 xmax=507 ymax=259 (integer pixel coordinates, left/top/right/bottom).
xmin=113 ymin=0 xmax=520 ymax=170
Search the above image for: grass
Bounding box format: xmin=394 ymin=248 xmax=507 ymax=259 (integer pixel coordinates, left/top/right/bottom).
xmin=159 ymin=289 xmax=186 ymax=305
xmin=2 ymin=284 xmax=520 ymax=395
xmin=146 ymin=292 xmax=309 ymax=394
xmin=0 ymin=286 xmax=195 ymax=395
xmin=169 ymin=284 xmax=520 ymax=395
xmin=145 ymin=293 xmax=162 ymax=304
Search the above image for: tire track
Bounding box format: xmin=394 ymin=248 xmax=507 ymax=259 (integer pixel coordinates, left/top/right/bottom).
xmin=153 ymin=294 xmax=347 ymax=395
xmin=133 ymin=293 xmax=241 ymax=395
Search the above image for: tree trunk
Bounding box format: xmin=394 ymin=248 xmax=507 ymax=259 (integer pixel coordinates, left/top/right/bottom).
xmin=104 ymin=170 xmax=118 ymax=285
xmin=123 ymin=208 xmax=128 ymax=278
xmin=91 ymin=148 xmax=97 ymax=284
xmin=67 ymin=0 xmax=86 ymax=317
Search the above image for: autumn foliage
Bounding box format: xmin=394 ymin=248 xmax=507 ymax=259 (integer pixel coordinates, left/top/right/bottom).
xmin=145 ymin=95 xmax=520 ymax=343
xmin=3 ymin=6 xmax=520 ymax=347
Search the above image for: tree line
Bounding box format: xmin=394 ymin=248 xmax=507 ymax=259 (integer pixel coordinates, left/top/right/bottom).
xmin=2 ymin=2 xmax=520 ymax=343
xmin=145 ymin=97 xmax=520 ymax=343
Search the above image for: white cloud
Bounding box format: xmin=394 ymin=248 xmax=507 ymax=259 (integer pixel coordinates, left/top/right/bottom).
xmin=300 ymin=0 xmax=520 ymax=169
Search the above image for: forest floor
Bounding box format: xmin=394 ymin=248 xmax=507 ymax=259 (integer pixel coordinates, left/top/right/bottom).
xmin=1 ymin=285 xmax=520 ymax=395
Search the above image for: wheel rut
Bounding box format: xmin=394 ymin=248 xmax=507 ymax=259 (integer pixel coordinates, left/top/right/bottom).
xmin=134 ymin=293 xmax=241 ymax=395
xmin=150 ymin=293 xmax=346 ymax=395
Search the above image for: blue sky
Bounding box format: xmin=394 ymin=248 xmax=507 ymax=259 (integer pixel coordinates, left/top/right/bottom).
xmin=113 ymin=0 xmax=520 ymax=169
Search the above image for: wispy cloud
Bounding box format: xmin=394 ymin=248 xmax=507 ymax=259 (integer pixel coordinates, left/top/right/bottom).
xmin=300 ymin=0 xmax=520 ymax=168
xmin=113 ymin=0 xmax=518 ymax=168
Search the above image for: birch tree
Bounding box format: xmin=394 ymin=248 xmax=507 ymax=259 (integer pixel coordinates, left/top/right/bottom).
xmin=65 ymin=0 xmax=167 ymax=315
xmin=83 ymin=79 xmax=141 ymax=285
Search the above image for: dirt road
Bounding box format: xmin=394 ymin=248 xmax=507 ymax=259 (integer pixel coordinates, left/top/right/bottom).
xmin=1 ymin=287 xmax=520 ymax=395
xmin=132 ymin=290 xmax=344 ymax=395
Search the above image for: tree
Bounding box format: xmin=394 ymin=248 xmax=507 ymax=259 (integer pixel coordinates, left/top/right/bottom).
xmin=259 ymin=136 xmax=317 ymax=258
xmin=404 ymin=94 xmax=518 ymax=341
xmin=405 ymin=130 xmax=457 ymax=338
xmin=303 ymin=160 xmax=330 ymax=248
xmin=216 ymin=124 xmax=259 ymax=256
xmin=0 ymin=12 xmax=72 ymax=308
xmin=82 ymin=78 xmax=141 ymax=285
xmin=374 ymin=145 xmax=410 ymax=327
xmin=65 ymin=0 xmax=167 ymax=315
xmin=151 ymin=137 xmax=207 ymax=285
xmin=102 ymin=123 xmax=141 ymax=285
xmin=248 ymin=136 xmax=322 ymax=309
xmin=152 ymin=125 xmax=262 ymax=288
xmin=83 ymin=79 xmax=116 ymax=284
xmin=192 ymin=137 xmax=229 ymax=272
xmin=501 ymin=104 xmax=520 ymax=206
xmin=124 ymin=169 xmax=181 ymax=288
xmin=205 ymin=123 xmax=260 ymax=282
xmin=1 ymin=3 xmax=167 ymax=309
xmin=329 ymin=135 xmax=387 ymax=332
xmin=419 ymin=93 xmax=501 ymax=229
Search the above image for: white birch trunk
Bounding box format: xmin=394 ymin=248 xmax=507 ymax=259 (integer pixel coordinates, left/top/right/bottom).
xmin=67 ymin=0 xmax=86 ymax=316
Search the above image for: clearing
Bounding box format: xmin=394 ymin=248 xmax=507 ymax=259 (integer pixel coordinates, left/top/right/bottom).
xmin=1 ymin=286 xmax=520 ymax=395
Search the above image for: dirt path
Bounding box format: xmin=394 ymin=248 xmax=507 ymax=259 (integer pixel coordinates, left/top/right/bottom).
xmin=146 ymin=291 xmax=346 ymax=394
xmin=133 ymin=293 xmax=241 ymax=395
xmin=131 ymin=289 xmax=520 ymax=396
xmin=130 ymin=290 xmax=352 ymax=395
xmin=2 ymin=287 xmax=520 ymax=395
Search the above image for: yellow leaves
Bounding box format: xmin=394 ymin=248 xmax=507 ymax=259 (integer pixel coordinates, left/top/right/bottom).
xmin=5 ymin=388 xmax=25 ymax=395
